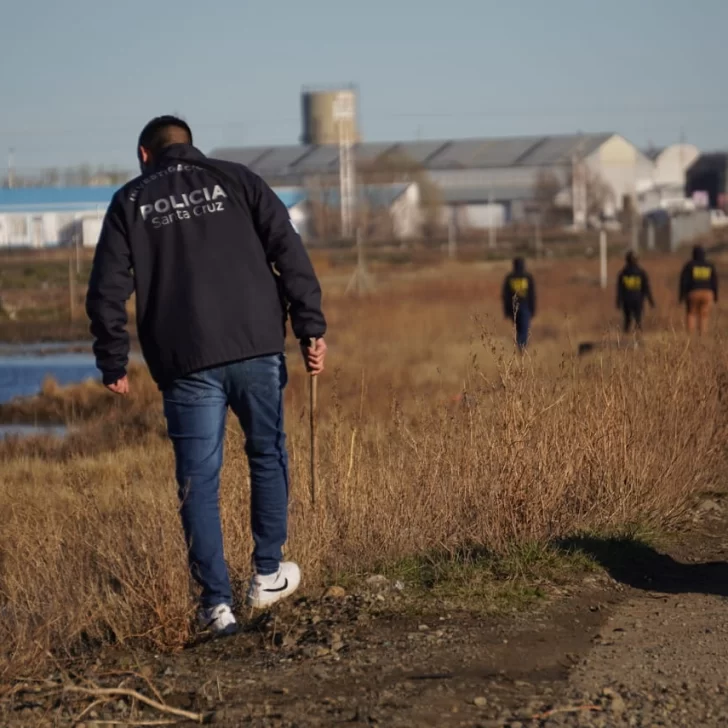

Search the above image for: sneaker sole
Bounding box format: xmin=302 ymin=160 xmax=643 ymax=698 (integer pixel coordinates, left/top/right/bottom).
xmin=246 ymin=580 xmax=300 ymax=609
xmin=212 ymin=622 xmax=240 ymax=638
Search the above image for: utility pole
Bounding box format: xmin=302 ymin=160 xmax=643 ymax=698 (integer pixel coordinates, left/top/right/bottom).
xmin=679 ymin=126 xmax=687 ymax=203
xmin=631 ymin=207 xmax=640 ymax=253
xmin=68 ymin=251 xmax=76 ymax=322
xmin=447 ymin=214 xmax=457 ymax=260
xmin=334 ymin=91 xmax=356 ymax=239
xmin=534 ymin=216 xmax=543 ymax=257
xmin=7 ymin=148 xmax=15 ymax=189
xmin=74 ymin=230 xmax=81 ymax=274
xmin=646 ymin=221 xmax=655 ymax=251
xmin=345 ymin=226 xmax=374 ymax=296
xmin=488 ymin=186 xmax=496 ymax=249
xmin=571 ymin=136 xmax=587 ymax=230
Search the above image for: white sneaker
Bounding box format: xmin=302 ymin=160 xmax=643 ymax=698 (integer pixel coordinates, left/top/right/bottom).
xmin=198 ymin=603 xmax=238 ymax=637
xmin=246 ymin=562 xmax=301 ymax=609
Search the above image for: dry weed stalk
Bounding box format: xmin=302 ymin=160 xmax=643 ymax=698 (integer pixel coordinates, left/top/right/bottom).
xmin=1 ymin=257 xmax=726 ymax=678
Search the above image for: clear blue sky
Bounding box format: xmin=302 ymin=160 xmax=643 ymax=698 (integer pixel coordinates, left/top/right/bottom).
xmin=1 ymin=0 xmax=726 ymax=172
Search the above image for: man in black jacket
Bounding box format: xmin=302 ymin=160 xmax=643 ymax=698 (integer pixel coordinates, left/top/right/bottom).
xmin=86 ymin=116 xmax=327 ymax=636
xmin=679 ymin=245 xmax=719 ymax=334
xmin=502 ymin=257 xmax=536 ymax=350
xmin=616 ymin=251 xmax=655 ymax=333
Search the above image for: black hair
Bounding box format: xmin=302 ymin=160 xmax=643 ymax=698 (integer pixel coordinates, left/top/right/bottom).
xmin=137 ymin=115 xmax=193 ymax=156
xmin=625 ymin=251 xmax=637 ymax=266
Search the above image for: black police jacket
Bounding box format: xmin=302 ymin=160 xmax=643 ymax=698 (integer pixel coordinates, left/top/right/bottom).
xmin=86 ymin=144 xmax=326 ymax=388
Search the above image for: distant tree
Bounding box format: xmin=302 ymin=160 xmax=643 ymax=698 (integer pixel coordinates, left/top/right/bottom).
xmin=532 ymin=170 xmax=564 ymax=226
xmin=357 ymin=150 xmax=441 ymax=237
xmin=565 ymin=164 xmax=616 ymax=220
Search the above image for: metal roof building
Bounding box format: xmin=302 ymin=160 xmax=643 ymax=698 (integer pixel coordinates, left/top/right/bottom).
xmin=212 ymin=133 xmax=613 ymax=182
xmin=212 ymin=132 xmax=652 ymax=225
xmin=0 ymin=186 xmax=117 ymax=214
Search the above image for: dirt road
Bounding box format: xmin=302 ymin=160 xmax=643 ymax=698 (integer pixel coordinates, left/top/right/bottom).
xmin=5 ymin=494 xmax=728 ymax=727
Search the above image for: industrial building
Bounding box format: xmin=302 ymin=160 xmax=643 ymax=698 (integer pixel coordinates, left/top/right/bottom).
xmin=685 ymin=153 xmax=728 ymax=209
xmin=0 ymin=181 xmax=417 ymax=247
xmin=0 ymin=187 xmax=115 ymax=248
xmin=638 ymin=143 xmax=701 ymax=212
xmin=291 ymin=182 xmax=421 ymax=240
xmin=212 ymin=85 xmax=709 ymax=233
xmin=2 ymin=86 xmax=705 ymax=245
xmin=213 ymin=132 xmax=660 ymax=229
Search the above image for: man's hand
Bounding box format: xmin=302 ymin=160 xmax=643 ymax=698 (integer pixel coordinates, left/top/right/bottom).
xmin=302 ymin=338 xmax=327 ymax=375
xmin=106 ymin=375 xmax=129 ymax=395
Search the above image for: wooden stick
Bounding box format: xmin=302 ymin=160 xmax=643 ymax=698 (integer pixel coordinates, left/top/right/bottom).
xmin=74 ymin=697 xmax=113 ymax=723
xmin=62 ymin=686 xmax=208 ymax=723
xmin=309 ymin=370 xmax=319 ymax=506
xmin=96 ymin=670 xmax=165 ymax=706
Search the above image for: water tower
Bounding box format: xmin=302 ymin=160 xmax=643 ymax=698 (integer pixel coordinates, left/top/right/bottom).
xmin=300 ymin=87 xmax=360 ymax=145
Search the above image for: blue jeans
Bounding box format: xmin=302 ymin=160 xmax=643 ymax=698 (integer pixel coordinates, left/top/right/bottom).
xmin=515 ymin=306 xmax=531 ymax=350
xmin=162 ymin=355 xmax=289 ymax=608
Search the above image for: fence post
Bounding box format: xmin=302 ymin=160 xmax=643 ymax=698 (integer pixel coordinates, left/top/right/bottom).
xmin=647 ymin=222 xmax=655 ymax=251
xmin=599 ymin=230 xmax=608 ymax=290
xmin=447 ymin=217 xmax=456 ymax=260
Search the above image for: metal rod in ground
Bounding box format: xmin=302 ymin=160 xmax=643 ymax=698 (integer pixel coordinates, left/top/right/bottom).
xmin=345 ymin=227 xmax=374 ymax=296
xmin=599 ymin=230 xmax=608 ymax=290
xmin=309 ymin=346 xmax=319 ymax=506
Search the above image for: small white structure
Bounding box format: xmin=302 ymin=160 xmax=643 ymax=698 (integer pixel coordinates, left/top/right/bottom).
xmin=295 ymin=182 xmax=421 ymax=240
xmin=650 ymin=144 xmax=700 ymax=188
xmin=0 ymin=187 xmax=116 ymax=248
xmin=637 ymin=143 xmax=701 ymax=213
xmin=0 ymin=185 xmax=312 ymax=248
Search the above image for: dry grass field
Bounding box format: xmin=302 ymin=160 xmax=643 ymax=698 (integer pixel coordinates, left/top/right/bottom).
xmin=1 ymin=250 xmax=726 ymax=680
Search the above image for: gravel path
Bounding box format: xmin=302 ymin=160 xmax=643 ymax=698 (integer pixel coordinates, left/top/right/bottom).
xmin=4 ymin=497 xmax=728 ymax=727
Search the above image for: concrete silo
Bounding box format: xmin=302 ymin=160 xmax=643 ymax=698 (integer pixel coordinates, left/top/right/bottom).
xmin=301 ymin=87 xmax=360 ymax=145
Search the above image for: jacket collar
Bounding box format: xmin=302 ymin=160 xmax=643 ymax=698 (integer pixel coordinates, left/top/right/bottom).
xmin=155 ymin=144 xmax=206 ymax=164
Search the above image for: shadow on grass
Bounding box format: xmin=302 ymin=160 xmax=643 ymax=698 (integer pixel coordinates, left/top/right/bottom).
xmin=558 ymin=535 xmax=728 ymax=597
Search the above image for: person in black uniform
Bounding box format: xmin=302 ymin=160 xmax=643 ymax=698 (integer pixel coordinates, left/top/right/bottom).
xmin=502 ymin=257 xmax=536 ymax=350
xmin=86 ymin=116 xmax=327 ymax=636
xmin=679 ymin=245 xmax=719 ymax=335
xmin=616 ymin=251 xmax=655 ymax=333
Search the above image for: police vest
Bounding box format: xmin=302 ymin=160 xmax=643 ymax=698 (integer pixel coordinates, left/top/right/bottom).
xmin=509 ymin=277 xmax=529 ymax=297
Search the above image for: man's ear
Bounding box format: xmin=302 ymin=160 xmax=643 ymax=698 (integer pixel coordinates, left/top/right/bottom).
xmin=138 ymin=146 xmax=151 ymax=168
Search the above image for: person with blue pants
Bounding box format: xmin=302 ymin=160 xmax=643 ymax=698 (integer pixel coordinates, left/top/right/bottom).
xmin=502 ymin=257 xmax=536 ymax=351
xmin=86 ymin=116 xmax=327 ymax=636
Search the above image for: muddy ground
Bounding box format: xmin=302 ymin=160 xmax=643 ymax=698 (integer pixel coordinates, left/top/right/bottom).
xmin=4 ymin=494 xmax=728 ymax=727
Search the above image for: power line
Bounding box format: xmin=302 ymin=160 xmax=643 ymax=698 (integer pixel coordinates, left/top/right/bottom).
xmin=1 ymin=103 xmax=727 ymax=138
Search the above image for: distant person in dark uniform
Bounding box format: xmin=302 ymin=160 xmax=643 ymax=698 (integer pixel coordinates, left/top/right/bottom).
xmin=502 ymin=257 xmax=536 ymax=351
xmin=679 ymin=245 xmax=718 ymax=335
xmin=616 ymin=252 xmax=655 ymax=333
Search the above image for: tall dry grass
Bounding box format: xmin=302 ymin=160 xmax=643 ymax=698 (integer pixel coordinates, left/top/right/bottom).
xmin=1 ymin=256 xmax=726 ymax=677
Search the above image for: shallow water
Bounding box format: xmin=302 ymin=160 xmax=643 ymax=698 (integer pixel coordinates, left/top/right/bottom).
xmin=0 ymin=352 xmax=99 ymax=404
xmin=0 ymin=423 xmax=68 ymax=440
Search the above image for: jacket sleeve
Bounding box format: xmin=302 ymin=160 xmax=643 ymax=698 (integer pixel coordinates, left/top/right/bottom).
xmin=249 ymin=174 xmax=326 ymax=341
xmin=616 ymin=272 xmax=623 ymax=309
xmin=85 ymin=199 xmax=134 ymax=385
xmin=528 ymin=275 xmax=536 ymax=317
xmin=643 ymin=272 xmax=655 ymax=307
xmin=502 ymin=277 xmax=512 ymax=318
xmin=712 ymin=265 xmax=719 ymax=302
xmin=679 ymin=264 xmax=690 ymax=303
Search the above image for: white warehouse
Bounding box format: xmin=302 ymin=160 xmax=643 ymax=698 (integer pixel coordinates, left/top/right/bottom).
xmin=0 ymin=187 xmax=117 ymax=248
xmin=0 ymin=182 xmax=418 ymax=247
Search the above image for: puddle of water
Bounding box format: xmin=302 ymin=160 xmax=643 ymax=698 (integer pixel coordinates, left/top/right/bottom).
xmin=0 ymin=341 xmax=90 ymax=357
xmin=0 ymin=423 xmax=68 ymax=440
xmin=0 ymin=353 xmax=99 ymax=404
